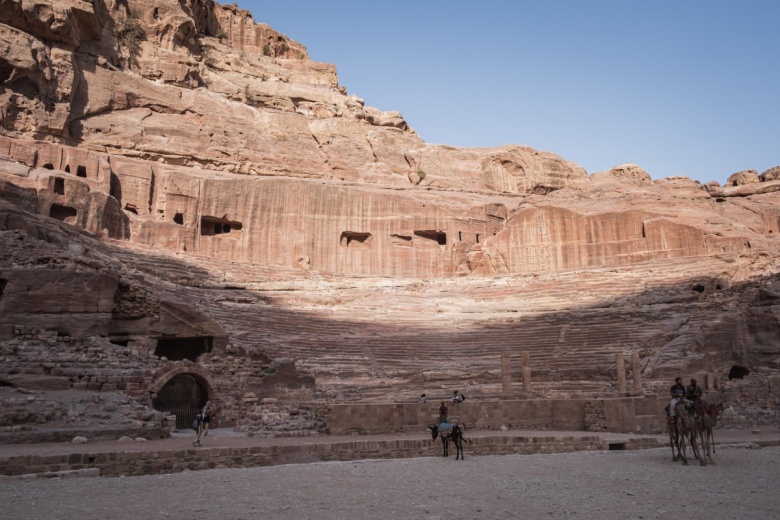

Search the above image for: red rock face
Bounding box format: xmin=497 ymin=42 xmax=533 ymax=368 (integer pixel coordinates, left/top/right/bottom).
xmin=1 ymin=0 xmax=779 ymax=416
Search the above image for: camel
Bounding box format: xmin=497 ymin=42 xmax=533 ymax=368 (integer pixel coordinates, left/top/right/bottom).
xmin=695 ymin=401 xmax=724 ymax=465
xmin=667 ymin=400 xmax=704 ymax=466
xmin=666 ymin=404 xmax=685 ymax=463
xmin=428 ymin=423 xmax=469 ymax=460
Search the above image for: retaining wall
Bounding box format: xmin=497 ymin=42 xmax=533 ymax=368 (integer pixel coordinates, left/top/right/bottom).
xmin=0 ymin=434 xmax=661 ymax=478
xmin=327 ymin=396 xmax=668 ymax=435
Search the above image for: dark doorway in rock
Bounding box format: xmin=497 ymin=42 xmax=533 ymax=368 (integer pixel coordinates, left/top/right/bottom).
xmin=414 ymin=230 xmax=447 ymax=246
xmin=154 ymin=336 xmax=213 ymax=361
xmin=340 ymin=231 xmax=372 ymax=247
xmin=76 ymin=165 xmax=87 ymax=178
xmin=49 ymin=204 xmax=78 ymax=223
xmin=173 ymin=212 xmax=184 ymax=225
xmin=153 ymin=374 xmax=210 ymax=429
xmin=54 ymin=177 xmax=65 ymax=195
xmin=728 ymin=365 xmax=750 ymax=380
xmin=0 ymin=278 xmax=6 ymax=298
xmin=201 ymin=216 xmax=243 ymax=236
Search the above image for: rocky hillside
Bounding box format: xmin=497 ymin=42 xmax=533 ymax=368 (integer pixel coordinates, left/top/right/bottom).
xmin=1 ymin=0 xmax=779 ymax=431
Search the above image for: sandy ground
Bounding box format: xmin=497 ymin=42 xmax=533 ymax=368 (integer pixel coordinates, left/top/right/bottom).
xmin=3 ymin=444 xmax=779 ymax=520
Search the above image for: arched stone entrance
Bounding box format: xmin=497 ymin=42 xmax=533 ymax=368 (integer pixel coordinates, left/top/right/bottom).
xmin=151 ymin=366 xmax=219 ymax=429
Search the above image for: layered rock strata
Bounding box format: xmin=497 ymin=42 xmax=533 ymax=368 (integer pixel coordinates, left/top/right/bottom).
xmin=0 ymin=0 xmax=779 ymax=435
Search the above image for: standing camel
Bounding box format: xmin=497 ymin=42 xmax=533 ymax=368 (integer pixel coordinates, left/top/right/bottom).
xmin=696 ymin=401 xmax=724 ymax=465
xmin=666 ymin=409 xmax=684 ymax=463
xmin=669 ymin=401 xmax=704 ymax=466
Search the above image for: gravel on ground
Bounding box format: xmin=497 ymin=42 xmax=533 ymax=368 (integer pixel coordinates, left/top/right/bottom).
xmin=3 ymin=444 xmax=779 ymax=520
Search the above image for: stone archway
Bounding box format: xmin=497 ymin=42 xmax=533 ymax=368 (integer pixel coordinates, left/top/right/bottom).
xmin=151 ymin=366 xmax=220 ymax=429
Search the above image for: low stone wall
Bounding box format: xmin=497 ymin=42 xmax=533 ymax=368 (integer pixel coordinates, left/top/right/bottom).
xmin=0 ymin=434 xmax=659 ymax=477
xmin=327 ymin=396 xmax=668 ymax=435
xmin=0 ymin=428 xmax=169 ymax=444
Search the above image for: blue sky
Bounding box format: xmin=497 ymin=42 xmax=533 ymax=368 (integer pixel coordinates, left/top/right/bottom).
xmin=235 ymin=1 xmax=778 ymax=185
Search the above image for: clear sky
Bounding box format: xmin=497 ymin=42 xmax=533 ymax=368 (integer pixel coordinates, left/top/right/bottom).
xmin=235 ymin=1 xmax=778 ymax=185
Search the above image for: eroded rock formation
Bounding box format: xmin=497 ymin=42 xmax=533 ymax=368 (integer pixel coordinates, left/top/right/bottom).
xmin=1 ymin=0 xmax=779 ymax=434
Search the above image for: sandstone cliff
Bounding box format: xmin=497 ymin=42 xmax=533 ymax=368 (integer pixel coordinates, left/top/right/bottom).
xmin=1 ymin=0 xmax=779 ymax=432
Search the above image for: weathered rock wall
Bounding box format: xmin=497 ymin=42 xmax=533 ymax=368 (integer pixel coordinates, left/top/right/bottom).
xmin=1 ymin=0 xmax=780 ymax=439
xmin=3 ymin=136 xmax=778 ymax=280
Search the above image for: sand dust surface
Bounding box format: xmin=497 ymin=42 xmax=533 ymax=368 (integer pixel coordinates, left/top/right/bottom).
xmin=3 ymin=443 xmax=779 ymax=520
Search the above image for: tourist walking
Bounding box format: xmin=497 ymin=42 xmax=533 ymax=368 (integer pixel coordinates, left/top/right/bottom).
xmin=202 ymin=400 xmax=214 ymax=436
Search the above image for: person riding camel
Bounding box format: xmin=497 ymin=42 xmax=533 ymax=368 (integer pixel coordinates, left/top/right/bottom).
xmin=667 ymin=388 xmax=686 ymax=420
xmin=670 ymin=377 xmax=685 ymax=397
xmin=686 ymin=378 xmax=702 ymax=401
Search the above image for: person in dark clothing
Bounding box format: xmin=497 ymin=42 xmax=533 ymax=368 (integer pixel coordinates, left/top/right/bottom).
xmin=201 ymin=400 xmax=214 ymax=436
xmin=439 ymin=402 xmax=449 ymax=423
xmin=686 ymin=379 xmax=703 ymax=401
xmin=670 ymin=377 xmax=685 ymax=397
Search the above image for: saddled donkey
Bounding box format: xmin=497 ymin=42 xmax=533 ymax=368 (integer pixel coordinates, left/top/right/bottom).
xmin=695 ymin=401 xmax=724 ymax=465
xmin=428 ymin=423 xmax=469 ymax=460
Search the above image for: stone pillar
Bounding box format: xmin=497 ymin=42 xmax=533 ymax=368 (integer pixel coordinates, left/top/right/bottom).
xmin=616 ymin=353 xmax=626 ymax=394
xmin=522 ymin=351 xmax=531 ymax=393
xmin=501 ymin=352 xmax=512 ymax=398
xmin=631 ymin=351 xmax=642 ymax=394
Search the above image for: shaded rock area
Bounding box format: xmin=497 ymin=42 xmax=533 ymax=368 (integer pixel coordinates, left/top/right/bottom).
xmin=0 ymin=0 xmax=779 ymax=443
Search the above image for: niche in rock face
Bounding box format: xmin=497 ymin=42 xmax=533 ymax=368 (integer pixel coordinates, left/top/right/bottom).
xmin=340 ymin=231 xmax=372 ymax=248
xmin=414 ymin=230 xmax=447 ymax=247
xmin=201 ymin=216 xmax=243 ymax=236
xmin=728 ymin=365 xmax=750 ymax=380
xmin=155 ymin=336 xmax=213 ymax=361
xmin=49 ymin=204 xmax=77 ymax=224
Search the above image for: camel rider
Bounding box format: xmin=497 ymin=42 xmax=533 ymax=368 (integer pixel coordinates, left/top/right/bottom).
xmin=668 ymin=388 xmax=686 ymax=420
xmin=670 ymin=377 xmax=685 ymax=397
xmin=686 ymin=378 xmax=703 ymax=401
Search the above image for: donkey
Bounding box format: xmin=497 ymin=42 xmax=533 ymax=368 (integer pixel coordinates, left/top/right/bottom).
xmin=695 ymin=401 xmax=724 ymax=465
xmin=428 ymin=423 xmax=469 ymax=460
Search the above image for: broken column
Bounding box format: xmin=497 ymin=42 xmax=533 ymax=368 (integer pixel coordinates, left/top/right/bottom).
xmin=631 ymin=351 xmax=642 ymax=394
xmin=501 ymin=352 xmax=512 ymax=398
xmin=522 ymin=351 xmax=531 ymax=393
xmin=616 ymin=353 xmax=626 ymax=394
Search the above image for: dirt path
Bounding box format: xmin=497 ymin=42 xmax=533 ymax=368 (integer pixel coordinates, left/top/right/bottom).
xmin=3 ymin=444 xmax=779 ymax=520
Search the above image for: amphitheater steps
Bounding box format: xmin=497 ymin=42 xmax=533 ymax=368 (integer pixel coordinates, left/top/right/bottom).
xmin=95 ymin=241 xmax=737 ymax=399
